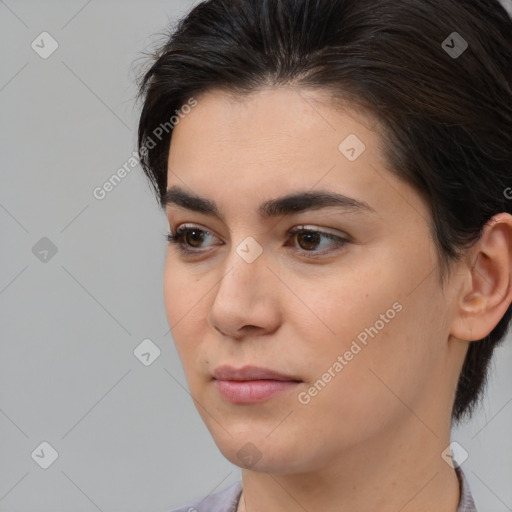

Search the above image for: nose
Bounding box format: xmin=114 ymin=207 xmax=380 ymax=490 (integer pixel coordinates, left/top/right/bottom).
xmin=206 ymin=241 xmax=282 ymax=340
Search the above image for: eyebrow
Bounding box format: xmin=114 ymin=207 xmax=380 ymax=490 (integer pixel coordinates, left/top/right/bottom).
xmin=163 ymin=185 xmax=376 ymax=220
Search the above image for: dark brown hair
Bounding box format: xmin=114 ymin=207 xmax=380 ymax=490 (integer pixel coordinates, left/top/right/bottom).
xmin=136 ymin=0 xmax=512 ymax=424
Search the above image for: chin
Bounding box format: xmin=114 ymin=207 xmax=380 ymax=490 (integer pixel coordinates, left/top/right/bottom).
xmin=209 ymin=429 xmax=313 ymax=474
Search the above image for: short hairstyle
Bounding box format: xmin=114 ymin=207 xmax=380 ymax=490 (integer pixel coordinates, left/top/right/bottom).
xmin=136 ymin=0 xmax=512 ymax=424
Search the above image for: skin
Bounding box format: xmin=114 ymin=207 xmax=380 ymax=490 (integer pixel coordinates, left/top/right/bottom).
xmin=163 ymin=87 xmax=512 ymax=512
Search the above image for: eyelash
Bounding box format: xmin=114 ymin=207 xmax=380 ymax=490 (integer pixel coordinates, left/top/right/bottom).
xmin=165 ymin=224 xmax=349 ymax=259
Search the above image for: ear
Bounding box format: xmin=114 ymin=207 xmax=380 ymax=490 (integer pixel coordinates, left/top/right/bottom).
xmin=450 ymin=213 xmax=512 ymax=342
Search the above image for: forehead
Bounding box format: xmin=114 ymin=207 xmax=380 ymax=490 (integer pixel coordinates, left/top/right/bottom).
xmin=171 ymin=86 xmax=379 ymax=149
xmin=166 ymin=87 xmax=428 ymax=226
xmin=169 ymin=88 xmax=380 ymax=182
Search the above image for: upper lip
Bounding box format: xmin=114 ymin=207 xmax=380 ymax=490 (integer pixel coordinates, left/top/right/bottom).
xmin=212 ymin=365 xmax=302 ymax=381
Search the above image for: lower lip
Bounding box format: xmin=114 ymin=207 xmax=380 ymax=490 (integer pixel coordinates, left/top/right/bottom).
xmin=213 ymin=379 xmax=300 ymax=403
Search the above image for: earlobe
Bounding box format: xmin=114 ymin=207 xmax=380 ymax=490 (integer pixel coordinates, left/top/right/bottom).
xmin=450 ymin=213 xmax=512 ymax=342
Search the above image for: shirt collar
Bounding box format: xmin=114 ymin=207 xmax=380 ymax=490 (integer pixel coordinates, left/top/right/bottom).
xmin=455 ymin=466 xmax=478 ymax=512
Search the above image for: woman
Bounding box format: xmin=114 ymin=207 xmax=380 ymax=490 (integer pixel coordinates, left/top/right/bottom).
xmin=136 ymin=0 xmax=512 ymax=510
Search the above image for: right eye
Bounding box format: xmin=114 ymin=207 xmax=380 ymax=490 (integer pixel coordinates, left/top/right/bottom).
xmin=166 ymin=224 xmax=220 ymax=254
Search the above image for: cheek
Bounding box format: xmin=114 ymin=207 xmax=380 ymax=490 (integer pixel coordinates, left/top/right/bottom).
xmin=163 ymin=261 xmax=183 ymax=326
xmin=163 ymin=257 xmax=203 ymax=327
xmin=292 ymin=307 xmax=426 ymax=449
xmin=163 ymin=259 xmax=206 ymax=363
xmin=306 ymin=263 xmax=395 ymax=343
xmin=296 ymin=259 xmax=442 ymax=427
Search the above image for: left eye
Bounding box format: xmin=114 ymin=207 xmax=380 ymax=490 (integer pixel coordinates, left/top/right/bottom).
xmin=287 ymin=226 xmax=348 ymax=255
xmin=165 ymin=224 xmax=349 ymax=257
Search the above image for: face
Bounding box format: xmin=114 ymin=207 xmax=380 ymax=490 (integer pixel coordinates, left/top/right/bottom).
xmin=164 ymin=87 xmax=461 ymax=474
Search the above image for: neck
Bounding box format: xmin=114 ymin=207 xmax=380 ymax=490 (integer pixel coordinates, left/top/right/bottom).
xmin=237 ymin=412 xmax=461 ymax=512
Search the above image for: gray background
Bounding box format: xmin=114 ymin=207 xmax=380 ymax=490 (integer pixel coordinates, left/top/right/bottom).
xmin=0 ymin=1 xmax=510 ymax=511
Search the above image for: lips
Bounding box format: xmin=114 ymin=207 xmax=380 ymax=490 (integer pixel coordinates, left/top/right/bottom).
xmin=212 ymin=365 xmax=302 ymax=403
xmin=212 ymin=364 xmax=302 ymax=382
